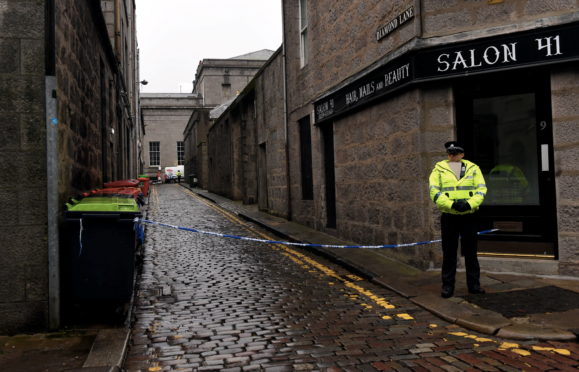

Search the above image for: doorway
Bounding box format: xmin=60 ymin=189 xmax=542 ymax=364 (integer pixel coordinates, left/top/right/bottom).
xmin=455 ymin=69 xmax=558 ymax=257
xmin=258 ymin=142 xmax=268 ymax=211
xmin=322 ymin=124 xmax=337 ymax=228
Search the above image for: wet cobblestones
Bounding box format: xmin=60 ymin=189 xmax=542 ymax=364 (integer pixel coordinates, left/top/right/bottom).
xmin=123 ymin=185 xmax=579 ymax=371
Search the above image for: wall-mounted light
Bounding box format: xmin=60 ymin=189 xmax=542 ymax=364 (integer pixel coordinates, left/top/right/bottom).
xmin=140 ymin=80 xmax=148 ymax=85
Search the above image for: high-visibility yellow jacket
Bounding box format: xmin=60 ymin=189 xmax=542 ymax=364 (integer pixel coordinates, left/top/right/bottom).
xmin=429 ymin=159 xmax=487 ymax=215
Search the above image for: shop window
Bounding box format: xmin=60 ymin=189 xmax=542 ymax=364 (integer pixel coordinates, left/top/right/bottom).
xmin=298 ymin=115 xmax=313 ymax=200
xmin=149 ymin=141 xmax=160 ymax=166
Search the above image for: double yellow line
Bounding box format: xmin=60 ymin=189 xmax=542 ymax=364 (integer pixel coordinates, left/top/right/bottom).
xmin=179 ymin=187 xmax=414 ymax=321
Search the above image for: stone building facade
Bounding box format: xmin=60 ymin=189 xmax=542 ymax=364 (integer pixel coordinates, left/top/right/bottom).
xmin=206 ymin=49 xmax=287 ymax=211
xmin=183 ymin=50 xmax=275 ymax=189
xmin=192 ymin=50 xmax=275 ymax=106
xmin=0 ymin=0 xmax=139 ymax=334
xmin=286 ymin=0 xmax=579 ymax=276
xmin=206 ymin=1 xmax=579 ymax=278
xmin=183 ymin=108 xmax=211 ymax=188
xmin=101 ymin=0 xmax=144 ymax=174
xmin=141 ymin=93 xmax=202 ymax=178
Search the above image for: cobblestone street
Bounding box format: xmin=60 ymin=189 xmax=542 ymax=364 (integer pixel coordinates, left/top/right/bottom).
xmin=123 ymin=185 xmax=579 ymax=372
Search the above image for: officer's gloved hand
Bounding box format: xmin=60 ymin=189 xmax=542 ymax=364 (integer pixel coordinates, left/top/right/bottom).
xmin=461 ymin=201 xmax=471 ymax=211
xmin=452 ymin=200 xmax=471 ymax=212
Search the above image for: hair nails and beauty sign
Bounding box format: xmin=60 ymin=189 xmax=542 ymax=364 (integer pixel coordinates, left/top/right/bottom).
xmin=315 ymin=58 xmax=413 ymax=122
xmin=315 ymin=21 xmax=579 ymax=123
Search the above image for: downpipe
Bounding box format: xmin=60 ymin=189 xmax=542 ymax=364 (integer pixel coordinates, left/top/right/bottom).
xmin=45 ymin=0 xmax=59 ymax=330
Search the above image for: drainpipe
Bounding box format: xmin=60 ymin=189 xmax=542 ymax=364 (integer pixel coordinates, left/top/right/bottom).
xmin=281 ymin=1 xmax=292 ymax=220
xmin=45 ymin=0 xmax=59 ymax=330
xmin=415 ymin=0 xmax=423 ymax=37
xmin=115 ymin=0 xmax=121 ymax=55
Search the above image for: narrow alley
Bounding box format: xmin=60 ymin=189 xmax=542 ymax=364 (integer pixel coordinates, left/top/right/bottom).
xmin=123 ymin=185 xmax=579 ymax=372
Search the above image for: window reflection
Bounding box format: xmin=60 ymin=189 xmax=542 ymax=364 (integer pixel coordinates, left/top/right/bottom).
xmin=473 ymin=93 xmax=540 ymax=206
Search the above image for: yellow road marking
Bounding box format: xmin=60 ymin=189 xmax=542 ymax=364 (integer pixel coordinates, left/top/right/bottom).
xmin=178 ymin=188 xmax=415 ymax=321
xmin=396 ymin=313 xmax=414 ymax=320
xmin=499 ymin=342 xmax=520 ymax=349
xmin=449 ymin=332 xmax=573 ymax=358
xmin=512 ymin=349 xmax=531 ymax=356
xmin=346 ymin=274 xmax=364 ymax=281
xmin=531 ymin=346 xmax=571 ymax=356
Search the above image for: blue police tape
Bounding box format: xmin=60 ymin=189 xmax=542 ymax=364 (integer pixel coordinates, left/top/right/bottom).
xmin=135 ymin=218 xmax=499 ymax=249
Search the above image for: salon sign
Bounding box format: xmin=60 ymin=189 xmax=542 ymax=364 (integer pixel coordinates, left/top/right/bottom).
xmin=415 ymin=22 xmax=578 ymax=78
xmin=315 ymin=21 xmax=579 ymax=123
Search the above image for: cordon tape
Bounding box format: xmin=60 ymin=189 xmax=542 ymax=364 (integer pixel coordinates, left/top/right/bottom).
xmin=134 ymin=218 xmax=499 ymax=249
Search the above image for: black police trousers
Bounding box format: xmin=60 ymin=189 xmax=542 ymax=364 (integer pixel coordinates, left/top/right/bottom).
xmin=440 ymin=212 xmax=481 ymax=290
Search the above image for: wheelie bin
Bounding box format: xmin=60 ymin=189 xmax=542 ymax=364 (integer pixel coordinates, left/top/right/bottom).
xmin=61 ymin=196 xmax=142 ymax=324
xmin=103 ymin=179 xmax=140 ymax=188
xmin=137 ymin=176 xmax=151 ymax=198
xmin=105 ymin=178 xmax=149 ymax=199
xmin=88 ymin=187 xmax=145 ymax=206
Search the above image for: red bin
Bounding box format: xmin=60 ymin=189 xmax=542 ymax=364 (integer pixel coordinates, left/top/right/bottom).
xmin=137 ymin=177 xmax=150 ymax=197
xmin=103 ymin=179 xmax=140 ymax=188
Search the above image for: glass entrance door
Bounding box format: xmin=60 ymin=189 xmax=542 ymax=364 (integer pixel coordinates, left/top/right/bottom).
xmin=455 ymin=69 xmax=557 ymax=257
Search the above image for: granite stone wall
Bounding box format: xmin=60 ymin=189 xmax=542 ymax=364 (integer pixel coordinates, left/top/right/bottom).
xmin=54 ymin=0 xmax=133 ymax=197
xmin=330 ymin=86 xmax=454 ymax=269
xmin=207 ymin=52 xmax=287 ymax=211
xmin=207 ymin=94 xmax=253 ymax=202
xmin=207 ymin=118 xmax=235 ymax=199
xmin=552 ymin=64 xmax=579 ymax=276
xmin=283 ymin=0 xmax=417 ymax=120
xmin=421 ymin=0 xmax=579 ymax=37
xmin=183 ymin=108 xmax=211 ymax=188
xmin=255 ymin=52 xmax=287 ymax=217
xmin=0 ymin=0 xmax=49 ymax=334
xmin=283 ymin=0 xmax=418 ymax=234
xmin=0 ymin=0 xmax=139 ymax=333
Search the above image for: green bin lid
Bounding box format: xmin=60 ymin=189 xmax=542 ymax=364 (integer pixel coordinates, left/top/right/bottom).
xmin=66 ymin=196 xmax=140 ymax=212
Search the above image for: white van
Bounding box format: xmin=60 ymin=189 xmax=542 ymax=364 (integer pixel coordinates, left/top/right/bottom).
xmin=164 ymin=165 xmax=184 ymax=183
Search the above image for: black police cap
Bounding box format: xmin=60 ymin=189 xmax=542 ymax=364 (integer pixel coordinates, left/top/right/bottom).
xmin=445 ymin=141 xmax=464 ymax=154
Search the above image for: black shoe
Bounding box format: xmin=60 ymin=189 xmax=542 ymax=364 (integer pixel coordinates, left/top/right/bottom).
xmin=468 ymin=287 xmax=486 ymax=295
xmin=441 ymin=286 xmax=454 ymax=298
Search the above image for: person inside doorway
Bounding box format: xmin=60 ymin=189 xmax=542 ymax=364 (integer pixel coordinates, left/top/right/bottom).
xmin=428 ymin=141 xmax=488 ymax=298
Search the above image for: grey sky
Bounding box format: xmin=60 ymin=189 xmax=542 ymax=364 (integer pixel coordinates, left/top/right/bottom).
xmin=136 ymin=0 xmax=283 ymax=93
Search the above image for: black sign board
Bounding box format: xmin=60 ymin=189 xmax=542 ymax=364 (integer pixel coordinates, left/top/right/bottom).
xmin=315 ymin=21 xmax=579 ymax=123
xmin=315 ymin=56 xmax=413 ymax=122
xmin=415 ymin=21 xmax=579 ymax=80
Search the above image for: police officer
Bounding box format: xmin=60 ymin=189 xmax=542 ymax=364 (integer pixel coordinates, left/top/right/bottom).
xmin=429 ymin=141 xmax=487 ymax=298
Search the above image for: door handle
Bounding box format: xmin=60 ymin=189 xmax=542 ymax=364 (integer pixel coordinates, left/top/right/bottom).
xmin=541 ymin=144 xmax=549 ymax=171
